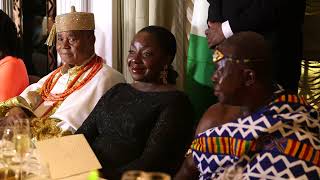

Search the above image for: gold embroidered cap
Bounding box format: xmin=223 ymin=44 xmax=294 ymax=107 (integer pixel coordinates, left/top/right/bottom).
xmin=45 ymin=6 xmax=95 ymax=46
xmin=56 ymin=6 xmax=95 ymax=32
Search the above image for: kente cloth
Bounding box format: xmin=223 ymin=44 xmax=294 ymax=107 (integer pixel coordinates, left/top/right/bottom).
xmin=0 ymin=56 xmax=29 ymax=101
xmin=0 ymin=55 xmax=125 ymax=139
xmin=192 ymin=93 xmax=320 ymax=180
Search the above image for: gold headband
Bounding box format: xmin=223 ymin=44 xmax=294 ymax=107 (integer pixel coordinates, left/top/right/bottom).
xmin=212 ymin=49 xmax=264 ymax=64
xmin=45 ymin=6 xmax=95 ymax=46
xmin=212 ymin=49 xmax=225 ymax=63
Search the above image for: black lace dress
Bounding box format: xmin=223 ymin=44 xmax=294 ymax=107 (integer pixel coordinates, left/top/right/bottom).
xmin=76 ymin=83 xmax=195 ymax=179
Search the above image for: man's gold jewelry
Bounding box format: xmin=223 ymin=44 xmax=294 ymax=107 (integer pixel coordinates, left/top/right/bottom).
xmin=212 ymin=49 xmax=264 ymax=64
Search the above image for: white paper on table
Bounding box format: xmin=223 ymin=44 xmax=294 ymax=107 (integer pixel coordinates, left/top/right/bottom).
xmin=35 ymin=134 xmax=102 ymax=179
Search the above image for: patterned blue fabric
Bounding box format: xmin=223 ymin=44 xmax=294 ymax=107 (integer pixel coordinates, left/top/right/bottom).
xmin=192 ymin=93 xmax=320 ymax=180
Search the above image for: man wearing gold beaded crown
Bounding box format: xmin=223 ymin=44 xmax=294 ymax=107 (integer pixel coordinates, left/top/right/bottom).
xmin=0 ymin=6 xmax=125 ymax=140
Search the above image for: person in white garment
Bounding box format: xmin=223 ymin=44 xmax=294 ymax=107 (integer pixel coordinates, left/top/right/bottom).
xmin=0 ymin=6 xmax=125 ymax=140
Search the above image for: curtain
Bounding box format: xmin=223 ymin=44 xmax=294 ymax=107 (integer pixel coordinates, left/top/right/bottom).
xmin=12 ymin=0 xmax=23 ymax=38
xmin=0 ymin=0 xmax=13 ymax=18
xmin=121 ymin=0 xmax=189 ymax=89
xmin=306 ymin=0 xmax=320 ymax=15
xmin=299 ymin=0 xmax=320 ymax=109
xmin=303 ymin=0 xmax=320 ymax=60
xmin=112 ymin=0 xmax=123 ymax=72
xmin=47 ymin=0 xmax=57 ymax=71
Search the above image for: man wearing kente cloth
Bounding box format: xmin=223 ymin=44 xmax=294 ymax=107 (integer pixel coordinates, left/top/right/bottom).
xmin=175 ymin=32 xmax=320 ymax=179
xmin=0 ymin=6 xmax=125 ymax=140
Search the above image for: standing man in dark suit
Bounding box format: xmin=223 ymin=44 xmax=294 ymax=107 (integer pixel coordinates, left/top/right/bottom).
xmin=205 ymin=0 xmax=306 ymax=93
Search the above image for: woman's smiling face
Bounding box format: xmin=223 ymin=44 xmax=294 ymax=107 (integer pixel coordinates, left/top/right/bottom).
xmin=127 ymin=31 xmax=169 ymax=83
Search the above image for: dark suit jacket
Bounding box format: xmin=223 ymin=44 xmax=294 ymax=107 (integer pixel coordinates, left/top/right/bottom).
xmin=207 ymin=0 xmax=306 ymax=92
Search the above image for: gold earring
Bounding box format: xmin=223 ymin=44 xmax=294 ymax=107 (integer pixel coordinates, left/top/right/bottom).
xmin=160 ymin=65 xmax=168 ymax=84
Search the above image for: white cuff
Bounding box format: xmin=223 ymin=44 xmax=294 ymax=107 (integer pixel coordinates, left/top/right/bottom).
xmin=221 ymin=21 xmax=234 ymax=39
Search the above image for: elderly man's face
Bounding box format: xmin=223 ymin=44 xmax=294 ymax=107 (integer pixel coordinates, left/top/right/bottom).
xmin=211 ymin=48 xmax=245 ymax=105
xmin=56 ymin=30 xmax=95 ymax=66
